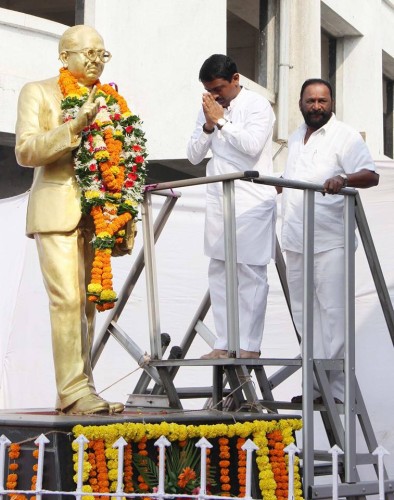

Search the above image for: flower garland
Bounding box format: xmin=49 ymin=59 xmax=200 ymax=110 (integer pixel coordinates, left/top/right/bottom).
xmin=218 ymin=437 xmax=231 ymax=494
xmin=5 ymin=444 xmax=43 ymax=500
xmin=236 ymin=437 xmax=246 ymax=497
xmin=31 ymin=448 xmax=39 ymax=500
xmin=267 ymin=430 xmax=290 ymax=499
xmin=123 ymin=443 xmax=134 ymax=493
xmin=59 ymin=68 xmax=147 ymax=311
xmin=72 ymin=419 xmax=304 ymax=500
xmin=6 ymin=443 xmax=27 ymax=500
xmin=90 ymin=439 xmax=110 ymax=499
xmin=136 ymin=436 xmax=149 ymax=494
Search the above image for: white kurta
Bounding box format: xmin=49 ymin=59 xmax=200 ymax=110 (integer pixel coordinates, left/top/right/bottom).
xmin=281 ymin=114 xmax=376 ymax=399
xmin=187 ymin=88 xmax=277 ymax=266
xmin=281 ymin=114 xmax=376 ymax=254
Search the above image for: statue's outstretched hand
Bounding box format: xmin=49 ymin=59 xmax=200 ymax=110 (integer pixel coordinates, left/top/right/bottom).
xmin=69 ymin=86 xmax=100 ymax=135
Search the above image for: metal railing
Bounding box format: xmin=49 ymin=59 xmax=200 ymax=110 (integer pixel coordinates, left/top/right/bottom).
xmin=89 ymin=170 xmax=394 ymax=499
xmin=0 ymin=431 xmax=392 ymax=500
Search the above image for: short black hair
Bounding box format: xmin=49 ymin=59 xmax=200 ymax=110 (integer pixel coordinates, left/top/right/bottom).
xmin=300 ymin=78 xmax=333 ymax=99
xmin=199 ymin=54 xmax=238 ymax=83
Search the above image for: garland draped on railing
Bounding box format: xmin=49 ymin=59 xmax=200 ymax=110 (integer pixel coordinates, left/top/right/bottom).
xmin=71 ymin=420 xmax=304 ymax=500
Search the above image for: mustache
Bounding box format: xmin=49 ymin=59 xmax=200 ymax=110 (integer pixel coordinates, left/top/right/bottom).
xmin=307 ymin=110 xmax=326 ymax=116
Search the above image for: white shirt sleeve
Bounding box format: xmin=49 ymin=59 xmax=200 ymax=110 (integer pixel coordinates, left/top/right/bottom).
xmin=186 ymin=108 xmax=213 ymax=165
xmin=341 ymin=132 xmax=376 ymax=174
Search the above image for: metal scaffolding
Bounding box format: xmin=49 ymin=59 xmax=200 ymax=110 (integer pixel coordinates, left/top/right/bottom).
xmin=91 ymin=171 xmax=394 ymax=499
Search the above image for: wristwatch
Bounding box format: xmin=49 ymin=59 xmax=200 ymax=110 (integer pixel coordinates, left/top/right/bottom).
xmin=339 ymin=173 xmax=348 ymax=187
xmin=216 ymin=118 xmax=228 ymax=130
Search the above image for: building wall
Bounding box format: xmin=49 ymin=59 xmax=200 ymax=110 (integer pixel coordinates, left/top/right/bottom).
xmin=329 ymin=0 xmax=383 ymax=155
xmin=84 ymin=0 xmax=226 ymax=162
xmin=1 ymin=0 xmax=394 ymax=166
xmin=0 ymin=8 xmax=65 ymax=134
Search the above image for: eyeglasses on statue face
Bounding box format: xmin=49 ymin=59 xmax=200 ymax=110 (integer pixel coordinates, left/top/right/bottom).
xmin=65 ymin=48 xmax=112 ymax=63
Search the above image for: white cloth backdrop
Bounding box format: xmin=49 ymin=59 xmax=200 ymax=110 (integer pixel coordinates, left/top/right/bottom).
xmin=1 ymin=164 xmax=394 ymax=481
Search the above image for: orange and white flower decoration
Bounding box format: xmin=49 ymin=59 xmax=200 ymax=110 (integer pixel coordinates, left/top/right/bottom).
xmin=58 ymin=68 xmax=148 ymax=311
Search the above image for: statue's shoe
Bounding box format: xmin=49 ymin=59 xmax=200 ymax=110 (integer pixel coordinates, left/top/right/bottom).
xmin=108 ymin=401 xmax=125 ymax=414
xmin=64 ymin=394 xmax=110 ymax=415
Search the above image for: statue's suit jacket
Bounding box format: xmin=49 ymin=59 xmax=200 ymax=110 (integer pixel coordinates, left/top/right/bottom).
xmin=15 ymin=76 xmax=82 ymax=236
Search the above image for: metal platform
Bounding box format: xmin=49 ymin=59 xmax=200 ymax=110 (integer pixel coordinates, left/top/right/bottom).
xmin=89 ymin=172 xmax=394 ymax=498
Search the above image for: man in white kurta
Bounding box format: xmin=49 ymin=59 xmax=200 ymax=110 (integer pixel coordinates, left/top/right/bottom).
xmin=281 ymin=78 xmax=379 ymax=402
xmin=187 ymin=54 xmax=276 ymax=359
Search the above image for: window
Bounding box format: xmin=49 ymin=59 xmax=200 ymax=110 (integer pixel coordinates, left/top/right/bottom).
xmin=321 ymin=30 xmax=337 ymax=102
xmin=227 ymin=0 xmax=278 ymax=92
xmin=0 ymin=0 xmax=84 ymax=26
xmin=383 ymin=76 xmax=394 ymax=158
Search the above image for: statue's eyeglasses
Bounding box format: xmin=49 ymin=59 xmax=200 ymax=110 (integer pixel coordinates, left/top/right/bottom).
xmin=65 ymin=48 xmax=112 ymax=63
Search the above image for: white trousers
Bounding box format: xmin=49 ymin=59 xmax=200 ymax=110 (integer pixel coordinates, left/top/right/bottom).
xmin=286 ymin=248 xmax=345 ymax=400
xmin=208 ymin=258 xmax=269 ymax=352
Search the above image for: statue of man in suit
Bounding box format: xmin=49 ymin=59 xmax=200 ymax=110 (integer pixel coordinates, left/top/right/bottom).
xmin=15 ymin=25 xmax=127 ymax=415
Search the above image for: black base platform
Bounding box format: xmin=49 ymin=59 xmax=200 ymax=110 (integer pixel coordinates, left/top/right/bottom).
xmin=0 ymin=407 xmax=301 ymax=498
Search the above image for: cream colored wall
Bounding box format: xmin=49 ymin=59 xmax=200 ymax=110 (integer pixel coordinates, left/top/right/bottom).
xmin=84 ymin=0 xmax=226 ymax=161
xmin=2 ymin=0 xmax=394 ymax=161
xmin=0 ymin=8 xmax=65 ymax=134
xmin=320 ymin=0 xmax=394 ymax=158
xmin=287 ymin=0 xmax=321 ymax=136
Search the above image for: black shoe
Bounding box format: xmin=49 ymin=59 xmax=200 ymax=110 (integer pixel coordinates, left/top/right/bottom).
xmin=291 ymin=395 xmax=303 ymax=403
xmin=291 ymin=395 xmax=343 ymax=404
xmin=314 ymin=396 xmax=343 ymax=405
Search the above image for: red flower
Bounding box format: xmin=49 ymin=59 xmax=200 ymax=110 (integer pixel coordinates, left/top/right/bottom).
xmin=127 ymin=173 xmax=137 ymax=180
xmin=135 ymin=155 xmax=144 ymax=164
xmin=125 ymin=180 xmax=134 ymax=188
xmin=89 ymin=164 xmax=97 ymax=171
xmin=132 ymin=145 xmax=142 ymax=152
xmin=125 ymin=126 xmax=134 ymax=133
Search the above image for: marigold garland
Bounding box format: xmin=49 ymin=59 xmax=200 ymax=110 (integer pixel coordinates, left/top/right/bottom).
xmin=31 ymin=448 xmax=39 ymax=500
xmin=7 ymin=443 xmax=20 ymax=490
xmin=84 ymin=438 xmax=109 ymax=500
xmin=218 ymin=437 xmax=231 ymax=494
xmin=59 ymin=68 xmax=148 ymax=311
xmin=6 ymin=443 xmax=27 ymax=500
xmin=236 ymin=437 xmax=246 ymax=497
xmin=136 ymin=436 xmax=149 ymax=494
xmin=5 ymin=444 xmax=40 ymax=500
xmin=123 ymin=443 xmax=134 ymax=493
xmin=72 ymin=419 xmax=304 ymax=500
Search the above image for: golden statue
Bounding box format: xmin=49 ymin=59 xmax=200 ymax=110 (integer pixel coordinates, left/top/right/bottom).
xmin=15 ymin=25 xmax=147 ymax=415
